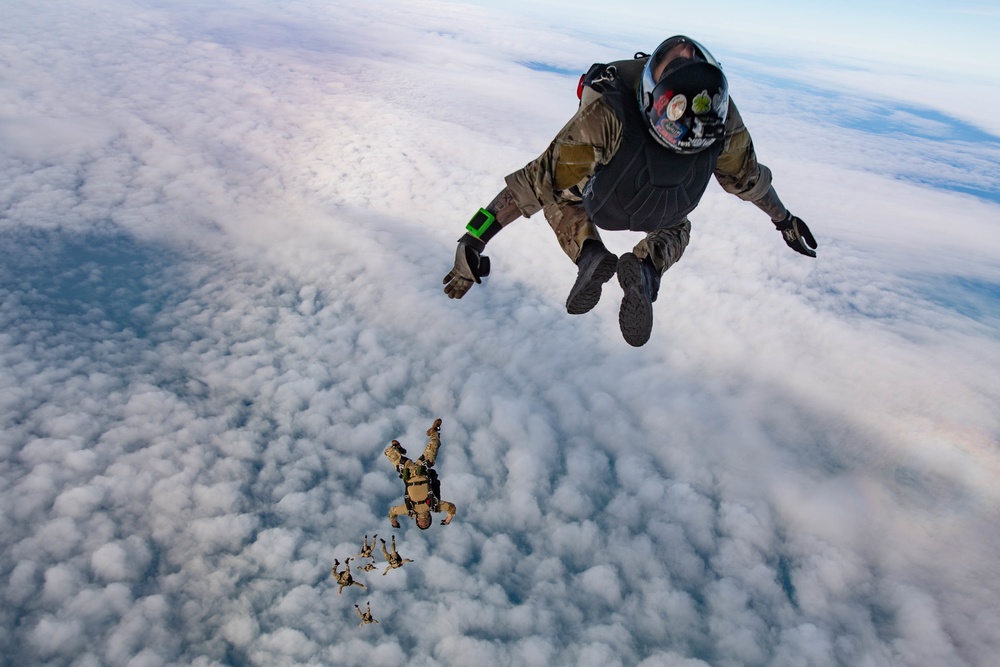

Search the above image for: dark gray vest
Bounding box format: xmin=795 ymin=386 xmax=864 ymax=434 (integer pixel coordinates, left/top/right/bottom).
xmin=581 ymin=59 xmax=722 ymax=232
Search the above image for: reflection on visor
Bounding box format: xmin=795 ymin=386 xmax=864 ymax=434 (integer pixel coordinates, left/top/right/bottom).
xmin=654 ymin=36 xmax=719 ymax=68
xmin=642 ymin=36 xmax=721 ymax=100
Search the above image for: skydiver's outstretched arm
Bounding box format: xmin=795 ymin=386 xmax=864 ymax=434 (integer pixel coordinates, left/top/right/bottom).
xmin=444 ymin=188 xmax=524 ymax=299
xmin=388 ymin=505 xmax=407 ymax=528
xmin=713 ymin=102 xmax=817 ymax=258
xmin=488 ymin=188 xmax=525 ymax=226
xmin=439 ymin=500 xmax=457 ymax=525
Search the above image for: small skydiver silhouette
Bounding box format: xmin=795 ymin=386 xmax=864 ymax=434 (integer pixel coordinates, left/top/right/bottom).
xmin=331 ymin=558 xmax=367 ymax=595
xmin=380 ymin=535 xmax=414 ymax=576
xmin=355 ymin=601 xmax=379 ymax=627
xmin=356 ymin=534 xmax=378 ymax=560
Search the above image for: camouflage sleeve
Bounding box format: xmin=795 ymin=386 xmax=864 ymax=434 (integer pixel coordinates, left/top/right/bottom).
xmin=388 ymin=504 xmax=408 ymax=520
xmin=438 ymin=500 xmax=457 ymax=517
xmin=504 ymin=96 xmax=623 ymax=218
xmin=714 ymin=98 xmax=774 ymax=203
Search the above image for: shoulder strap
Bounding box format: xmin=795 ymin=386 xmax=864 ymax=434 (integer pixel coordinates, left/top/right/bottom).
xmin=581 ymin=62 xmax=619 ymax=95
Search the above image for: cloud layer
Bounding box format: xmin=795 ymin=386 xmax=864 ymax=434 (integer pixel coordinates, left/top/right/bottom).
xmin=2 ymin=1 xmax=999 ymax=666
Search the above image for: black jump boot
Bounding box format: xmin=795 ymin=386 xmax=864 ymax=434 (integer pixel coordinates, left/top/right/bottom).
xmin=565 ymin=240 xmax=619 ymax=315
xmin=616 ymin=252 xmax=660 ymax=347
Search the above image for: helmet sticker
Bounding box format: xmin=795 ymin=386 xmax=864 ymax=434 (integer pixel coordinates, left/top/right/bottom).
xmin=655 ymin=118 xmax=688 ymax=144
xmin=666 ymin=94 xmax=687 ymax=121
xmin=652 ymin=91 xmax=674 ymax=116
xmin=686 ymin=137 xmax=715 ymax=148
xmin=692 ymin=90 xmax=711 ymax=115
xmin=713 ymin=90 xmax=728 ymax=113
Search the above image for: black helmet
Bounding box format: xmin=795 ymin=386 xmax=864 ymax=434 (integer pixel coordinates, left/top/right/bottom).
xmin=639 ymin=36 xmax=728 ymax=153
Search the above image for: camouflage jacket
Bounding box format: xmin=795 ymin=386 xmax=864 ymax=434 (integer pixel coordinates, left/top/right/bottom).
xmin=504 ymin=56 xmax=774 ymax=220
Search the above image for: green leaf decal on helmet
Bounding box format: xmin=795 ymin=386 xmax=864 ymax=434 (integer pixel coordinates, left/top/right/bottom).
xmin=692 ymin=90 xmax=712 ymax=115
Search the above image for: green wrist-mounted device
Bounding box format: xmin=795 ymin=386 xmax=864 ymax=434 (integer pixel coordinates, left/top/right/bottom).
xmin=465 ymin=207 xmax=500 ymax=243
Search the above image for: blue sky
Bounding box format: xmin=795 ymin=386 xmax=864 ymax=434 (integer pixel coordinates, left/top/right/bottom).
xmin=1 ymin=1 xmax=999 ymax=666
xmin=456 ymin=0 xmax=1000 ymax=77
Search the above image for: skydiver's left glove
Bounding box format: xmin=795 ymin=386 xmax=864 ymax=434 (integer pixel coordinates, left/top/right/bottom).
xmin=773 ymin=212 xmax=818 ymax=258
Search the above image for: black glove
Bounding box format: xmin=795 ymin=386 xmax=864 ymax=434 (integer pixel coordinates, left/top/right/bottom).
xmin=773 ymin=212 xmax=817 ymax=258
xmin=443 ymin=233 xmax=491 ymax=299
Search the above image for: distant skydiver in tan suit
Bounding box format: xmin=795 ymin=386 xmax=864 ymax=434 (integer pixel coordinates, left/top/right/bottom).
xmin=384 ymin=418 xmax=457 ymax=530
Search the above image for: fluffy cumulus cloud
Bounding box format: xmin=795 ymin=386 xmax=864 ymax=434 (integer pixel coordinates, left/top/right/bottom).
xmin=1 ymin=0 xmax=999 ymax=665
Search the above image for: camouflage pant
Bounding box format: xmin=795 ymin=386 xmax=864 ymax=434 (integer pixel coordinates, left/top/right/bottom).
xmin=384 ymin=427 xmax=441 ymax=468
xmin=420 ymin=429 xmax=440 ymax=466
xmin=544 ymin=202 xmax=691 ymax=276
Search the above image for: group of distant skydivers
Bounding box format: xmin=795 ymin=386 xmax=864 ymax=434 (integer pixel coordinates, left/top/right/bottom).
xmin=330 ymin=419 xmax=455 ymax=626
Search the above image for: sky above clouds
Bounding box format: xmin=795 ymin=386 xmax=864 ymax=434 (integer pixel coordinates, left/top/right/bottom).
xmin=1 ymin=0 xmax=999 ymax=666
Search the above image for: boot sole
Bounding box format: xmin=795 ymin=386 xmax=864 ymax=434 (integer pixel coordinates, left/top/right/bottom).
xmin=565 ymin=250 xmax=619 ymax=315
xmin=617 ymin=253 xmax=653 ymax=347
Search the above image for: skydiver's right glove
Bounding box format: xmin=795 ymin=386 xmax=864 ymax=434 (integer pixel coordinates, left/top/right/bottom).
xmin=773 ymin=212 xmax=818 ymax=258
xmin=443 ymin=208 xmax=503 ymax=299
xmin=443 ymin=234 xmax=490 ymax=298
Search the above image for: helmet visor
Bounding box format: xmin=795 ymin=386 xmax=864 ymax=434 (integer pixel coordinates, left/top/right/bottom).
xmin=641 ymin=36 xmax=720 ymax=100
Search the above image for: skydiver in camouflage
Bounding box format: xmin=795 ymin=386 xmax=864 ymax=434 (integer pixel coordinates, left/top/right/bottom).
xmin=356 ymin=534 xmax=377 ymax=560
xmin=355 ymin=601 xmax=379 ymax=626
xmin=380 ymin=535 xmax=414 ymax=575
xmin=331 ymin=558 xmax=367 ymax=595
xmin=384 ymin=418 xmax=457 ymax=530
xmin=443 ymin=36 xmax=817 ymax=346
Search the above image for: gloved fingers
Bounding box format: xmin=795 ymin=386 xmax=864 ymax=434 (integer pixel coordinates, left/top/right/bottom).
xmin=789 ymin=237 xmax=816 ymax=258
xmin=794 ymin=217 xmax=818 ymax=250
xmin=443 ymin=267 xmax=472 ymax=298
xmin=788 ymin=224 xmax=816 ymax=257
xmin=443 ymin=274 xmax=473 ymax=299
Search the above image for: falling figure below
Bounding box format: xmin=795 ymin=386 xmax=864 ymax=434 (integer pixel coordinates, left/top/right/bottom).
xmin=359 ymin=559 xmax=377 ymax=573
xmin=331 ymin=558 xmax=367 ymax=596
xmin=355 ymin=601 xmax=379 ymax=627
xmin=381 ymin=535 xmax=414 ymax=576
xmin=385 ymin=418 xmax=457 ymax=530
xmin=356 ymin=534 xmax=378 ymax=560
